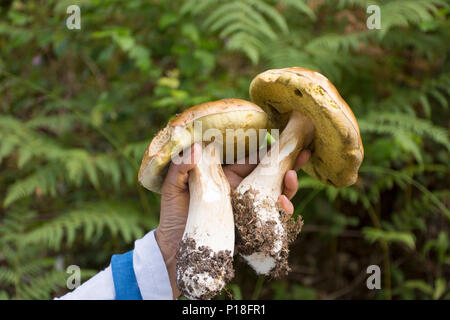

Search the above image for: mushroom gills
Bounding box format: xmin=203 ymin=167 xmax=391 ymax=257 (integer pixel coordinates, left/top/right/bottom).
xmin=176 ymin=142 xmax=235 ymax=299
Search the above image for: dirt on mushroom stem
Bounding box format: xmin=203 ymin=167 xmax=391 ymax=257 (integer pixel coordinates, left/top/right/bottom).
xmin=232 ymin=188 xmax=303 ymax=277
xmin=176 ymin=237 xmax=234 ymax=300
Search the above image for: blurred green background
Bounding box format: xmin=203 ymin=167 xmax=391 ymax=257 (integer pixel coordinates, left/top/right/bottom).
xmin=0 ymin=0 xmax=449 ymax=300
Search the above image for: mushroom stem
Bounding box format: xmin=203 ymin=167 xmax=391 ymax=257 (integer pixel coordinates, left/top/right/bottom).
xmin=232 ymin=110 xmax=314 ymax=276
xmin=176 ymin=142 xmax=235 ymax=299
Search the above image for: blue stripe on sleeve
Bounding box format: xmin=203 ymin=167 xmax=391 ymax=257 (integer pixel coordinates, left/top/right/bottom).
xmin=111 ymin=250 xmax=143 ymax=300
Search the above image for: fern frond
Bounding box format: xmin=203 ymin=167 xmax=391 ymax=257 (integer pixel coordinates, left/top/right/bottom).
xmin=298 ymin=175 xmax=363 ymax=205
xmin=180 ymin=0 xmax=220 ymax=15
xmin=379 ymin=0 xmax=446 ymax=37
xmin=18 ymin=270 xmax=67 ymax=300
xmin=26 ymin=114 xmax=79 ymax=134
xmin=305 ymin=31 xmax=371 ymax=52
xmin=0 ymin=267 xmax=15 ymax=285
xmin=360 ymin=113 xmax=450 ymax=151
xmin=64 ymin=149 xmax=99 ymax=188
xmin=337 ymin=0 xmax=380 ymax=9
xmin=361 ymin=165 xmax=450 ymax=218
xmin=363 ymin=227 xmax=416 ymax=249
xmin=282 ymin=0 xmax=316 ymax=20
xmin=182 ymin=0 xmax=290 ymax=63
xmin=3 ymin=163 xmax=61 ymax=207
xmin=248 ymin=0 xmax=289 ymax=33
xmin=20 ymin=202 xmax=153 ymax=249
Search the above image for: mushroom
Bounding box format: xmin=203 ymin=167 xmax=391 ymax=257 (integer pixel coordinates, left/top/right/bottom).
xmin=138 ymin=99 xmax=268 ymax=299
xmin=232 ymin=67 xmax=364 ymax=277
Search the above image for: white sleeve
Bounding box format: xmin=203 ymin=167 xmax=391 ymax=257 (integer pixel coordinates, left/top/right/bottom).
xmin=133 ymin=229 xmax=173 ymax=300
xmin=55 ymin=229 xmax=173 ymax=300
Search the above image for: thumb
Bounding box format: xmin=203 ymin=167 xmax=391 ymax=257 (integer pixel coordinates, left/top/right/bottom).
xmin=162 ymin=143 xmax=202 ymax=192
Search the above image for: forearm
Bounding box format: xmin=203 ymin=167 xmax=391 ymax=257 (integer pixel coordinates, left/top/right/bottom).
xmin=155 ymin=228 xmax=180 ymax=299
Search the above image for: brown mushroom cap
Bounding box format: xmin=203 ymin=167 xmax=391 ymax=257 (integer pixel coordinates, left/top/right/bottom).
xmin=249 ymin=67 xmax=364 ymax=188
xmin=138 ymin=99 xmax=268 ymax=193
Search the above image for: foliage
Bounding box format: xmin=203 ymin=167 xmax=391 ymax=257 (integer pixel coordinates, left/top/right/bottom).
xmin=0 ymin=0 xmax=448 ymax=299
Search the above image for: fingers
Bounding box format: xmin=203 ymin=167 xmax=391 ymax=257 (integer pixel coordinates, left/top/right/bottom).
xmin=279 ymin=149 xmax=311 ymax=215
xmin=278 ymin=195 xmax=294 ymax=215
xmin=283 ymin=170 xmax=298 ymax=200
xmin=294 ymin=149 xmax=311 ymax=171
xmin=279 ymin=171 xmax=297 ymax=216
xmin=163 ymin=143 xmax=202 ymax=192
xmin=222 ymin=168 xmax=243 ymax=190
xmin=223 ymin=158 xmax=257 ymax=178
xmin=223 ymin=155 xmax=259 ymax=189
xmin=284 ymin=149 xmax=310 ymax=198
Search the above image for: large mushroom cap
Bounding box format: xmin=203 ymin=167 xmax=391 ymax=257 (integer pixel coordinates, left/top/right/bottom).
xmin=139 ymin=99 xmax=268 ymax=193
xmin=250 ymin=67 xmax=364 ymax=188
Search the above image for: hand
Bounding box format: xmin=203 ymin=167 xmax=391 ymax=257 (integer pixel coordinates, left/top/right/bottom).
xmin=155 ymin=143 xmax=310 ymax=299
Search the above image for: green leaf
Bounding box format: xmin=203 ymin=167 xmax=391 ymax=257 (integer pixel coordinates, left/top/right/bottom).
xmin=433 ymin=278 xmax=446 ymax=300
xmin=363 ymin=228 xmax=416 ymax=249
xmin=404 ymin=280 xmax=434 ymax=296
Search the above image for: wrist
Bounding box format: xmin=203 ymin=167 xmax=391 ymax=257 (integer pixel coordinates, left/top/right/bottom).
xmin=155 ymin=227 xmax=181 ymax=299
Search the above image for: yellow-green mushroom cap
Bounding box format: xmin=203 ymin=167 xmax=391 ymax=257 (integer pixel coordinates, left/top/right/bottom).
xmin=250 ymin=67 xmax=364 ymax=188
xmin=138 ymin=99 xmax=268 ymax=193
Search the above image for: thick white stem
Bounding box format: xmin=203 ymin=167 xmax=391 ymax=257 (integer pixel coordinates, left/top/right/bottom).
xmin=234 ymin=110 xmax=314 ymax=276
xmin=176 ymin=142 xmax=235 ymax=299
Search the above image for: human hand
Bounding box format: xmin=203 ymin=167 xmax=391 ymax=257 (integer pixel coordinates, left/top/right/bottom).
xmin=155 ymin=143 xmax=310 ymax=298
